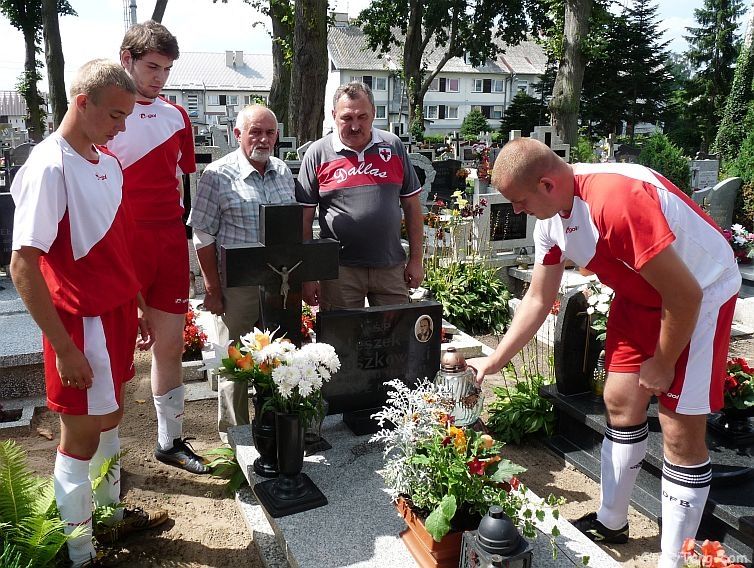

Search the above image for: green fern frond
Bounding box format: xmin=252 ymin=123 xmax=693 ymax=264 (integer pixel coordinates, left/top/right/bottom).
xmin=29 ymin=478 xmax=56 ymax=519
xmin=0 ymin=441 xmax=40 ymax=527
xmin=91 ymin=450 xmax=128 ymax=492
xmin=15 ymin=515 xmax=74 ymax=567
xmin=0 ymin=540 xmax=33 ymax=568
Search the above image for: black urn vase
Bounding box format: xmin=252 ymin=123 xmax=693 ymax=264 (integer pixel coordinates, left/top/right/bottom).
xmin=251 ymin=392 xmax=278 ymax=477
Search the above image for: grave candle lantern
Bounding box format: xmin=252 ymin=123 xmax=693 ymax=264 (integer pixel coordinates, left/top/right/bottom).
xmin=434 ymin=347 xmax=484 ymax=426
xmin=458 ymin=505 xmax=533 ymax=568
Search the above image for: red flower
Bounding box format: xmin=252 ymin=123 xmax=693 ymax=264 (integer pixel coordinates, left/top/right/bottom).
xmin=509 ymin=476 xmax=521 ymax=491
xmin=441 ymin=436 xmax=452 ymax=447
xmin=724 ymin=375 xmax=739 ymax=392
xmin=467 ymin=457 xmax=487 ymax=476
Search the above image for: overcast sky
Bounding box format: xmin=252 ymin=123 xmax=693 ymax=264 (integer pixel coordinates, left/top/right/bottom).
xmin=0 ymin=0 xmax=749 ymax=91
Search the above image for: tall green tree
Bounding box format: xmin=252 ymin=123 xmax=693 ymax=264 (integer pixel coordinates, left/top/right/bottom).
xmin=41 ymin=0 xmax=68 ymax=129
xmin=0 ymin=0 xmax=75 ymax=141
xmin=358 ymin=0 xmax=547 ymax=125
xmin=499 ymin=91 xmax=548 ymax=136
xmin=619 ymin=0 xmax=673 ymax=141
xmin=684 ymin=0 xmax=745 ymax=152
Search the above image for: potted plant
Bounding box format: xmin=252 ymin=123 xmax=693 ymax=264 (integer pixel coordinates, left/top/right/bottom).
xmin=182 ymin=307 xmax=207 ymax=362
xmin=584 ymin=281 xmax=614 ymax=397
xmin=680 ymin=538 xmax=745 ymax=567
xmin=371 ymin=379 xmax=558 ymax=568
xmin=723 ymin=224 xmax=754 ymax=264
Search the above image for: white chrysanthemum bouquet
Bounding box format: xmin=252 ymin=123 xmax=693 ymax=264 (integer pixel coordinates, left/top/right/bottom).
xmin=585 ymin=282 xmax=614 ymax=342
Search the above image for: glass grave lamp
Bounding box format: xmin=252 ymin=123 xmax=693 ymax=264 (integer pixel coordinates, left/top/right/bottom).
xmin=515 ymin=247 xmax=532 ymax=270
xmin=434 ymin=347 xmax=484 ymax=426
xmin=459 ymin=505 xmax=533 ymax=568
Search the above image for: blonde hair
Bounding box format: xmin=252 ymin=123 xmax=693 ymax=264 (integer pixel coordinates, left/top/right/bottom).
xmin=235 ymin=104 xmax=278 ymax=131
xmin=70 ymin=59 xmax=136 ymax=103
xmin=492 ymin=137 xmax=563 ymax=192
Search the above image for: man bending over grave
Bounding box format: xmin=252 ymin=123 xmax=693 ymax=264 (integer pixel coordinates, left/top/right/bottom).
xmin=297 ymin=81 xmax=425 ymax=310
xmin=10 ymin=59 xmax=168 ymax=567
xmin=468 ymin=138 xmax=741 ymax=568
xmin=188 ymin=105 xmax=298 ymax=442
xmin=106 ymin=21 xmax=209 ymax=474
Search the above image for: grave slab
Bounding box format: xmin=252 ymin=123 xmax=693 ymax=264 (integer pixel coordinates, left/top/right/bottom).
xmin=229 ymin=417 xmax=620 ymax=568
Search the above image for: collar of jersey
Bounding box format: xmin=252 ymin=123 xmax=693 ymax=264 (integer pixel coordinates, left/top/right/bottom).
xmin=331 ymin=129 xmax=385 ymax=158
xmin=235 ymin=148 xmax=276 ymax=179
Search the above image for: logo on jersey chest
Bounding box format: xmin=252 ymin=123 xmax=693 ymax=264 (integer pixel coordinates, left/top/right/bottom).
xmin=95 ymin=173 xmax=108 ymax=181
xmin=140 ymin=113 xmax=157 ymax=119
xmin=378 ymin=146 xmax=392 ymax=162
xmin=566 ymin=226 xmax=579 ymax=234
xmin=333 ymin=161 xmax=388 ymax=183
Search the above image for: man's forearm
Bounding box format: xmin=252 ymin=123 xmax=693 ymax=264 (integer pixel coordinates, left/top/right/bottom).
xmin=195 ymin=243 xmax=222 ymax=292
xmin=402 ymin=196 xmax=424 ymax=263
xmin=302 ymin=206 xmax=315 ymax=241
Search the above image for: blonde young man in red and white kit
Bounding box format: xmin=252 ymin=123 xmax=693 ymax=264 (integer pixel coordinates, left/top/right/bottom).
xmin=468 ymin=138 xmax=741 ymax=568
xmin=11 ymin=59 xmax=168 ymax=567
xmin=107 ymin=21 xmax=208 ymax=474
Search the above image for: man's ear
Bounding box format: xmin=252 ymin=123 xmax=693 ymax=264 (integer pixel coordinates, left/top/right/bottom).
xmin=233 ymin=127 xmax=241 ymax=141
xmin=120 ymin=50 xmax=133 ymax=68
xmin=540 ymin=176 xmax=555 ymax=193
xmin=73 ymin=93 xmax=89 ymax=112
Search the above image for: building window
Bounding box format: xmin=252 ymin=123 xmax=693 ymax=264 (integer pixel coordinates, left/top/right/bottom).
xmin=375 ymin=105 xmax=387 ymax=119
xmin=472 ymin=79 xmax=483 ymax=93
xmin=447 ymin=78 xmax=459 ymax=92
xmin=162 ymin=94 xmax=177 ymax=103
xmin=207 ymin=94 xmax=220 ymax=106
xmin=373 ymin=77 xmax=387 ymax=91
xmin=491 ymin=105 xmax=503 ymax=119
xmin=429 ymin=78 xmax=440 ymax=92
xmin=228 ymin=95 xmax=238 ymax=105
xmin=423 ymin=105 xmax=438 ymax=119
xmin=492 ymin=80 xmax=504 ymax=93
xmin=207 ymin=115 xmax=219 ymax=126
xmin=447 ymin=105 xmax=459 ymax=119
xmin=517 ymin=81 xmax=529 ymax=93
xmin=186 ymin=94 xmax=199 ymax=118
xmin=471 ymin=105 xmax=481 ymax=112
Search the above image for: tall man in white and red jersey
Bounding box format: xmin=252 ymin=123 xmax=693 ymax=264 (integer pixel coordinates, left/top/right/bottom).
xmin=468 ymin=138 xmax=741 ymax=568
xmin=107 ymin=21 xmax=208 ymax=474
xmin=297 ymin=82 xmax=424 ymax=309
xmin=10 ymin=59 xmax=168 ymax=567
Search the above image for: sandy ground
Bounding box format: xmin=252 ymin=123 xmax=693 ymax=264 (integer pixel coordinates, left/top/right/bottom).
xmin=8 ymin=334 xmax=753 ymax=567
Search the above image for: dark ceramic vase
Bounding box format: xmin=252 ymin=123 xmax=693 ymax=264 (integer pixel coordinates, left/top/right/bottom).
xmin=251 ymin=392 xmax=278 ymax=477
xmin=271 ymin=412 xmax=307 ymax=500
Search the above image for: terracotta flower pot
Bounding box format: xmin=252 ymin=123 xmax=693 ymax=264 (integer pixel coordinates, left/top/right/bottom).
xmin=395 ymin=497 xmax=464 ymax=568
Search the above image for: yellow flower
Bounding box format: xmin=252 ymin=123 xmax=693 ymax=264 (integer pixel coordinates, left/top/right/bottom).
xmin=254 ymin=331 xmax=271 ymax=350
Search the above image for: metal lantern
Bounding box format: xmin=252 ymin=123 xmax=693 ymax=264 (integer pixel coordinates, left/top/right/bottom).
xmin=459 ymin=506 xmax=533 ymax=568
xmin=515 ymin=247 xmax=532 ymax=270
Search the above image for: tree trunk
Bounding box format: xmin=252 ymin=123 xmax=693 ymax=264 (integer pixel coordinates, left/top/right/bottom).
xmin=268 ymin=1 xmax=292 ymax=130
xmin=21 ymin=26 xmax=44 ymax=142
xmin=152 ymin=0 xmax=168 ymax=22
xmin=41 ymin=0 xmax=67 ymax=129
xmin=403 ymin=0 xmax=424 ymax=125
xmin=549 ymin=0 xmax=592 ymax=148
xmin=288 ymin=0 xmax=327 ymax=142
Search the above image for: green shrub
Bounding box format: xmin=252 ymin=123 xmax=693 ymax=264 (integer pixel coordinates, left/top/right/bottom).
xmin=410 ymin=106 xmax=425 ymax=142
xmin=460 ymin=109 xmax=490 ymax=137
xmin=423 ymin=134 xmax=446 ymax=145
xmin=638 ymin=133 xmax=691 ymax=194
xmin=571 ymin=136 xmax=597 ymax=163
xmin=423 ymin=262 xmax=510 ymax=335
xmin=733 ymin=183 xmax=754 ymax=232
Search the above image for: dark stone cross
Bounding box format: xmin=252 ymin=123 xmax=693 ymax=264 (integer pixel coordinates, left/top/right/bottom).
xmin=221 ymin=203 xmax=339 ymax=347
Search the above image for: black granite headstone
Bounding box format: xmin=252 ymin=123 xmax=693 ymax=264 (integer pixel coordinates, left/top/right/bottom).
xmin=0 ymin=193 xmax=15 ymax=266
xmin=318 ymin=302 xmax=442 ymax=419
xmin=430 ymin=159 xmax=465 ymax=203
xmin=490 ymin=202 xmax=528 ymax=242
xmin=553 ymin=288 xmax=599 ymax=396
xmin=222 ymin=204 xmax=340 ymax=347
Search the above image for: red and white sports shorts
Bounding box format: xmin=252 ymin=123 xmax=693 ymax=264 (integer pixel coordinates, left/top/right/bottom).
xmin=44 ymin=299 xmax=138 ymax=416
xmin=133 ymin=221 xmax=189 ymax=314
xmin=605 ymin=272 xmax=740 ymax=415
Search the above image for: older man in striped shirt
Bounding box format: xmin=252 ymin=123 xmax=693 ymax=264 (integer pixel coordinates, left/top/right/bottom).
xmin=188 ymin=104 xmax=298 ymax=441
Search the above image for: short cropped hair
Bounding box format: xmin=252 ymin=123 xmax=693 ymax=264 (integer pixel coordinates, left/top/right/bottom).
xmin=333 ymin=81 xmax=374 ymax=108
xmin=69 ymin=59 xmax=136 ymax=103
xmin=235 ymin=104 xmax=278 ymax=131
xmin=120 ymin=20 xmax=179 ymax=61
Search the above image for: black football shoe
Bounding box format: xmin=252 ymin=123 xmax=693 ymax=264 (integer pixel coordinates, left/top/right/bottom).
xmin=154 ymin=437 xmax=210 ymax=474
xmin=572 ymin=512 xmax=629 ymax=544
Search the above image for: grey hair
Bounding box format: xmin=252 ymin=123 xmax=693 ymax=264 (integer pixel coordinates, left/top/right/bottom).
xmin=235 ymin=104 xmax=278 ymax=131
xmin=70 ymin=59 xmax=136 ymax=103
xmin=333 ymin=81 xmax=374 ymax=108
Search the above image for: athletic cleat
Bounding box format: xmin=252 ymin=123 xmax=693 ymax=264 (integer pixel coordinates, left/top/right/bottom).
xmin=154 ymin=437 xmax=210 ymax=474
xmin=94 ymin=506 xmax=168 ymax=544
xmin=572 ymin=512 xmax=629 ymax=544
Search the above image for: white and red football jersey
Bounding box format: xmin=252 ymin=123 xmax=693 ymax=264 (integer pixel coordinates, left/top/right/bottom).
xmin=11 ymin=133 xmax=141 ymax=316
xmin=106 ymin=96 xmax=196 ymax=224
xmin=534 ymin=163 xmax=739 ymax=306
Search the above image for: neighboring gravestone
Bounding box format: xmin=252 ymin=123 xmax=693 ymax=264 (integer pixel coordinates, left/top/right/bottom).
xmin=297 ymin=140 xmax=313 ymax=159
xmin=210 ymin=125 xmax=231 ymax=153
xmin=10 ymin=142 xmax=34 ymax=166
xmin=0 ymin=193 xmax=14 ymax=266
xmin=691 ymin=159 xmax=719 ymax=191
xmin=318 ymin=301 xmax=442 ymax=433
xmin=430 ymin=159 xmax=465 ymax=203
xmin=408 ymin=153 xmax=436 ymax=212
xmin=474 ymin=191 xmax=535 ymax=253
xmin=461 ymin=146 xmax=476 ymax=167
xmin=221 ymin=204 xmax=340 ymax=346
xmin=531 ymin=125 xmax=570 ymax=162
xmin=706 ymin=177 xmax=742 ymax=230
xmin=489 ymin=146 xmax=502 ymax=169
xmin=552 ymin=288 xmax=598 ymax=396
xmin=276 ymin=124 xmax=298 ymax=160
xmin=614 ymin=144 xmax=641 ymax=163
xmin=417 ymin=148 xmax=435 ymax=162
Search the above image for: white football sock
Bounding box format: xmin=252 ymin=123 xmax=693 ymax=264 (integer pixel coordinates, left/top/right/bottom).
xmin=658 ymin=457 xmax=712 ymax=568
xmin=88 ymin=427 xmax=123 ymax=523
xmin=54 ymin=450 xmax=96 ymax=567
xmin=153 ymin=385 xmax=185 ymax=450
xmin=596 ymin=421 xmax=649 ymax=530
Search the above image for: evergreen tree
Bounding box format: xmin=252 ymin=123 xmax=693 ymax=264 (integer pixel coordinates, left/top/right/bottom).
xmin=620 ymin=0 xmax=674 ymax=140
xmin=684 ymin=0 xmax=745 ymax=152
xmin=499 ymin=92 xmax=548 ymax=137
xmin=460 ymin=109 xmax=490 ymax=137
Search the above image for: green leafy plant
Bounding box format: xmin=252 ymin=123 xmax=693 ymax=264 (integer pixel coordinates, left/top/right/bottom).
xmin=460 ymin=109 xmax=490 ymax=136
xmin=0 ymin=440 xmax=83 ymax=567
xmin=91 ymin=451 xmax=126 ymax=530
xmin=372 ymin=380 xmax=559 ymax=542
xmin=724 ymin=358 xmax=754 ymax=411
xmin=571 ymin=136 xmax=598 ymax=163
xmin=204 ymin=447 xmax=248 ymax=496
xmin=487 ymin=356 xmax=556 ymax=444
xmin=637 ymin=132 xmax=691 ymax=195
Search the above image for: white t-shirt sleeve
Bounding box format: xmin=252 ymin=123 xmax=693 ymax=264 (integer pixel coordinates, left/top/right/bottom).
xmin=11 ymin=160 xmax=67 ymax=253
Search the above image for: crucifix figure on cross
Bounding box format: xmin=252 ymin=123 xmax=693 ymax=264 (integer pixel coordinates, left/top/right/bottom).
xmin=267 ymin=260 xmax=303 ymax=309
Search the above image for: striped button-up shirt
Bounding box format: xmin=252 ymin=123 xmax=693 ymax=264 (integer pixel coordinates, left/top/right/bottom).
xmin=188 ymin=149 xmax=297 ymax=261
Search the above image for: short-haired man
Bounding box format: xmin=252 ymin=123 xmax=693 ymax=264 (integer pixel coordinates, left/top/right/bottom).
xmin=468 ymin=138 xmax=741 ymax=568
xmin=297 ymin=82 xmax=424 ymax=310
xmin=188 ymin=105 xmax=297 ymax=440
xmin=107 ymin=21 xmax=208 ymax=474
xmin=10 ymin=59 xmax=167 ymax=567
